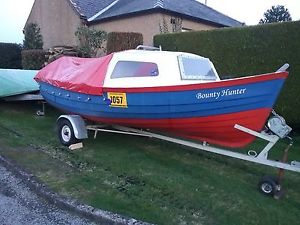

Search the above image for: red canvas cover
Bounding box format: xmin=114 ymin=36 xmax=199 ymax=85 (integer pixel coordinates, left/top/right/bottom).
xmin=34 ymin=54 xmax=113 ymax=95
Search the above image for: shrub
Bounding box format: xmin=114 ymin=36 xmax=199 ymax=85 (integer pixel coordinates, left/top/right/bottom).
xmin=22 ymin=49 xmax=46 ymax=70
xmin=23 ymin=23 xmax=43 ymax=50
xmin=0 ymin=43 xmax=22 ymax=69
xmin=22 ymin=23 xmax=44 ymax=69
xmin=154 ymin=21 xmax=300 ymax=130
xmin=75 ymin=26 xmax=107 ymax=57
xmin=106 ymin=32 xmax=143 ymax=54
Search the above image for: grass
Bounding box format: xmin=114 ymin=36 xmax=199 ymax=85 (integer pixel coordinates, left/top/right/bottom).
xmin=0 ymin=101 xmax=300 ymax=225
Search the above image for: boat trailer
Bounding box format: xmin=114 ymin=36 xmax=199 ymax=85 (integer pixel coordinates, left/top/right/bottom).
xmin=56 ymin=111 xmax=299 ymax=198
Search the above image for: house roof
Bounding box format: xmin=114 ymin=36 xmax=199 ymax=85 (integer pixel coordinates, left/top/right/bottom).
xmin=69 ymin=0 xmax=243 ymax=27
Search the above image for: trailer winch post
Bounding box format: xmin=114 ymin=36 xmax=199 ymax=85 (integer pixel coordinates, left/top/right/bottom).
xmin=277 ymin=137 xmax=293 ymax=190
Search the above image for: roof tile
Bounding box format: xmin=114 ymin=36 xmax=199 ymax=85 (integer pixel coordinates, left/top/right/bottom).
xmin=70 ymin=0 xmax=242 ymax=27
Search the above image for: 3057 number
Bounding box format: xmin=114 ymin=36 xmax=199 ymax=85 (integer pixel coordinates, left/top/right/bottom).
xmin=111 ymin=96 xmax=123 ymax=104
xmin=107 ymin=92 xmax=127 ymax=108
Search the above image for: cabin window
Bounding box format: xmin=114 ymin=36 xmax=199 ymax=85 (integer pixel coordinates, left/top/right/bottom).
xmin=111 ymin=61 xmax=159 ymax=78
xmin=178 ymin=55 xmax=218 ymax=80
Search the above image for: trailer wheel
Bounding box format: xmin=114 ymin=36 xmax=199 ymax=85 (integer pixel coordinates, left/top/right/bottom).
xmin=258 ymin=176 xmax=278 ymax=196
xmin=57 ymin=119 xmax=78 ymax=146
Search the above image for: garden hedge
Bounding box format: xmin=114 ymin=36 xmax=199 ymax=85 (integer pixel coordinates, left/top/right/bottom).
xmin=0 ymin=42 xmax=22 ymax=69
xmin=154 ymin=21 xmax=300 ymax=130
xmin=22 ymin=49 xmax=46 ymax=70
xmin=107 ymin=32 xmax=143 ymax=54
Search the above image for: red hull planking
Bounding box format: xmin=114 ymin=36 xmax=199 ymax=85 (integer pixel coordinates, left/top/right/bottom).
xmin=85 ymin=108 xmax=271 ymax=148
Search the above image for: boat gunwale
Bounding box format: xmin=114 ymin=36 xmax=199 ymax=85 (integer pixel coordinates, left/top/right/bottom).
xmin=103 ymin=71 xmax=288 ymax=93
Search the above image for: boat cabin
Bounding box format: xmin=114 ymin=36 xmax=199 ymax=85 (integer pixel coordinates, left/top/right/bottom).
xmin=103 ymin=50 xmax=220 ymax=88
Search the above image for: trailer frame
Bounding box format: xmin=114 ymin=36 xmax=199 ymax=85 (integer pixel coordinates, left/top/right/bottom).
xmin=56 ymin=114 xmax=300 ymax=197
xmin=85 ymin=124 xmax=300 ymax=173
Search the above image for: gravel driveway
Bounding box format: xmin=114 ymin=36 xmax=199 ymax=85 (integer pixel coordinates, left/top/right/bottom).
xmin=0 ymin=164 xmax=96 ymax=225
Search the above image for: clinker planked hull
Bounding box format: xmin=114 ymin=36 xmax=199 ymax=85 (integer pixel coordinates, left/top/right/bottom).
xmin=38 ymin=71 xmax=288 ymax=148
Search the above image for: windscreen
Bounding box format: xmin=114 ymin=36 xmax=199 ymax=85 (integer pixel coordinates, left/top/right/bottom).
xmin=178 ymin=55 xmax=218 ymax=80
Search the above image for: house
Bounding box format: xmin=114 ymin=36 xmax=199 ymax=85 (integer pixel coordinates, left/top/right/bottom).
xmin=25 ymin=0 xmax=243 ymax=49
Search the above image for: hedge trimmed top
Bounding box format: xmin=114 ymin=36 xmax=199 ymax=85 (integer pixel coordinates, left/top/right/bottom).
xmin=69 ymin=0 xmax=243 ymax=27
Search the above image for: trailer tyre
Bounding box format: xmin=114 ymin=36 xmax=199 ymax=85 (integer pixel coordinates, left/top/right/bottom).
xmin=57 ymin=119 xmax=78 ymax=146
xmin=258 ymin=176 xmax=278 ymax=196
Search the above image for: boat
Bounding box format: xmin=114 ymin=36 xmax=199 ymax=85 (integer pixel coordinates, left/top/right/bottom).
xmin=0 ymin=69 xmax=39 ymax=98
xmin=34 ymin=47 xmax=289 ymax=148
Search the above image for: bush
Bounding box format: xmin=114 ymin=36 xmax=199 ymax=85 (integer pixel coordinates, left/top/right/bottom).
xmin=75 ymin=26 xmax=107 ymax=57
xmin=22 ymin=49 xmax=46 ymax=70
xmin=107 ymin=32 xmax=143 ymax=54
xmin=0 ymin=43 xmax=22 ymax=69
xmin=154 ymin=21 xmax=300 ymax=130
xmin=23 ymin=23 xmax=43 ymax=50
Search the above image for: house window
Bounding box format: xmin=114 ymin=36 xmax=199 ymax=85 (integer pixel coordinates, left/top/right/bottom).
xmin=111 ymin=61 xmax=159 ymax=78
xmin=178 ymin=55 xmax=218 ymax=80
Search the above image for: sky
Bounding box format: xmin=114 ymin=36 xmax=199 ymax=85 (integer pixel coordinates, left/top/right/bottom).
xmin=0 ymin=0 xmax=299 ymax=44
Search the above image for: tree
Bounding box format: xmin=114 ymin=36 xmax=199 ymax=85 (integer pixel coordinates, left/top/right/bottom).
xmin=23 ymin=23 xmax=43 ymax=49
xmin=171 ymin=17 xmax=183 ymax=33
xmin=75 ymin=26 xmax=107 ymax=57
xmin=259 ymin=5 xmax=292 ymax=24
xmin=159 ymin=16 xmax=183 ymax=34
xmin=159 ymin=16 xmax=170 ymax=34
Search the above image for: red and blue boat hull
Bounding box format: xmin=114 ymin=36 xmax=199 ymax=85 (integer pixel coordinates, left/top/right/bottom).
xmin=38 ymin=72 xmax=288 ymax=148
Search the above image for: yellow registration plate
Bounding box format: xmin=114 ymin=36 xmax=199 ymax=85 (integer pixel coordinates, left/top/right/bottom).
xmin=107 ymin=92 xmax=128 ymax=108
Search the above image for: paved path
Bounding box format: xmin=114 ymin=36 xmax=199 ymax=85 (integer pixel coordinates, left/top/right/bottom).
xmin=0 ymin=164 xmax=96 ymax=225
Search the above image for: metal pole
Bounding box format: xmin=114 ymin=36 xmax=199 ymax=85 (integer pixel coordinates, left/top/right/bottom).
xmin=277 ymin=137 xmax=293 ymax=184
xmin=273 ymin=137 xmax=293 ymax=199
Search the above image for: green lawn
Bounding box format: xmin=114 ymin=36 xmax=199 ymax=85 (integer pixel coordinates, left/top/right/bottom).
xmin=0 ymin=102 xmax=299 ymax=225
